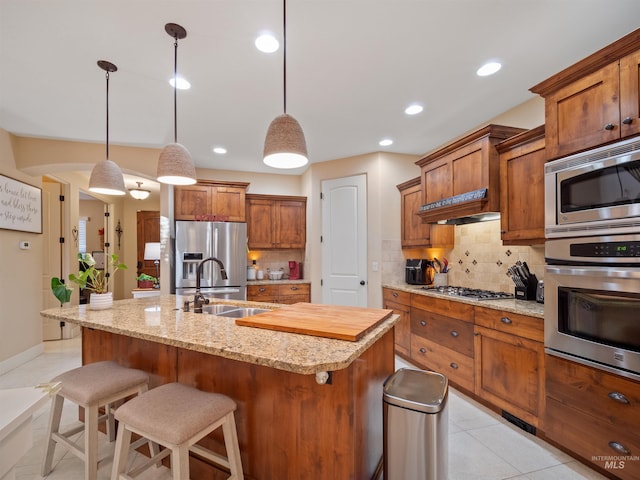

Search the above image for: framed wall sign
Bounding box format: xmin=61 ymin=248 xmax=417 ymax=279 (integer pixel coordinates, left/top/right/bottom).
xmin=0 ymin=174 xmax=42 ymax=234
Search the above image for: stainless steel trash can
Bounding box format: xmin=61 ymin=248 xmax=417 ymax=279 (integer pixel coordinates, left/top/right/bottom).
xmin=383 ymin=368 xmax=448 ymax=480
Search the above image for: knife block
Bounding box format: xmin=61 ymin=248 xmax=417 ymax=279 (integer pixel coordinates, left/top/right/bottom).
xmin=514 ymin=275 xmax=538 ymax=300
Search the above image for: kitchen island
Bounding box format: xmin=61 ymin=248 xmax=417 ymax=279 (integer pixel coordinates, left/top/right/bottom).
xmin=41 ymin=296 xmax=398 ymax=480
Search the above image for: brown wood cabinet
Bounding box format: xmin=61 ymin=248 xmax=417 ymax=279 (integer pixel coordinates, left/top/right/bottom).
xmin=246 ymin=194 xmax=306 ymax=249
xmin=473 ymin=306 xmax=545 ymax=428
xmin=397 ymin=177 xmax=454 ymax=248
xmin=410 ymin=294 xmax=475 ymax=392
xmin=496 ymin=125 xmax=546 ymax=245
xmin=174 ymin=180 xmax=249 ymax=221
xmin=247 ymin=282 xmax=310 ymax=304
xmin=382 ymin=288 xmax=411 ymax=358
xmin=415 ymin=125 xmax=525 ymax=223
xmin=545 ymin=355 xmax=640 ymax=479
xmin=531 ymin=29 xmax=640 ymax=160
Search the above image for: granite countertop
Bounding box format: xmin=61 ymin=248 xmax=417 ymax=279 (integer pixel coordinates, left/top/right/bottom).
xmin=40 ymin=296 xmax=397 ymax=376
xmin=383 ymin=283 xmax=544 ymax=319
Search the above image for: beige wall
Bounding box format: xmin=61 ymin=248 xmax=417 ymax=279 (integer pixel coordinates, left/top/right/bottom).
xmin=0 ymin=130 xmax=44 ymax=367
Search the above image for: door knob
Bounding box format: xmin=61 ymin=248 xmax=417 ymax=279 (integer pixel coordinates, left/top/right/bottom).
xmin=360 ymin=280 xmax=366 ymax=285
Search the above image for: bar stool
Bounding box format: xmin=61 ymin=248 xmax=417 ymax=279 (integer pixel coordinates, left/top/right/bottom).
xmin=41 ymin=361 xmax=150 ymax=480
xmin=111 ymin=382 xmax=243 ymax=480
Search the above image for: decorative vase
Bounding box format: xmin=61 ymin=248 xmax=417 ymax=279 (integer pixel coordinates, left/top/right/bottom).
xmin=89 ymin=292 xmax=113 ymax=310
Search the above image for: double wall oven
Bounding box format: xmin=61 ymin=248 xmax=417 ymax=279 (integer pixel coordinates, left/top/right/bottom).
xmin=544 ymin=137 xmax=640 ymax=381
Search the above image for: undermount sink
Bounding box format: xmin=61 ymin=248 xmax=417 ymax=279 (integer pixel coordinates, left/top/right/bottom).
xmin=201 ymin=305 xmax=271 ymax=318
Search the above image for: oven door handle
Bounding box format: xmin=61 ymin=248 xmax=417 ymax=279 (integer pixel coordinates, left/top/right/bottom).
xmin=546 ymin=265 xmax=640 ymax=279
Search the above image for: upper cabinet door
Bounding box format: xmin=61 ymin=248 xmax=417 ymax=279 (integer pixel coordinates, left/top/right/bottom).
xmin=544 ymin=62 xmax=620 ymax=160
xmin=620 ymin=49 xmax=640 ymax=139
xmin=174 ymin=185 xmax=212 ymax=220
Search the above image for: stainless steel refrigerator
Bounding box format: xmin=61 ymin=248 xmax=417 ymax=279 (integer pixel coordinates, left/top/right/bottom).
xmin=175 ymin=221 xmax=247 ymax=300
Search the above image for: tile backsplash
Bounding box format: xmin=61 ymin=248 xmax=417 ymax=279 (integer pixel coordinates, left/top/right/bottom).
xmin=385 ymin=219 xmax=545 ymax=293
xmin=247 ymin=250 xmax=305 ymax=279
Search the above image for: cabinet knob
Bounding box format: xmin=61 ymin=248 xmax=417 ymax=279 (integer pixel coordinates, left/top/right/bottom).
xmin=450 ymin=330 xmax=459 ymax=337
xmin=501 ymin=316 xmax=512 ymax=324
xmin=604 ymin=123 xmax=616 ymax=131
xmin=500 ymin=230 xmax=506 ymax=234
xmin=259 ymin=287 xmax=266 ymax=292
xmin=392 ymin=292 xmax=398 ymax=297
xmin=420 ymin=347 xmax=426 ymax=354
xmin=450 ymin=362 xmax=458 ymax=370
xmin=291 ymin=286 xmax=298 ymax=291
xmin=608 ymin=441 xmax=631 ymax=455
xmin=622 ymin=116 xmax=633 ymax=125
xmin=608 ymin=392 xmax=630 ymax=404
xmin=420 ymin=320 xmax=427 ymax=327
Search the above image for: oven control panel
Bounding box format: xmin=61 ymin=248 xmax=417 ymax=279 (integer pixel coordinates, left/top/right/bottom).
xmin=570 ymin=241 xmax=640 ymax=258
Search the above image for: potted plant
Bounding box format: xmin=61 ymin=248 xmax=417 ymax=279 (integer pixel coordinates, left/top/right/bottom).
xmin=67 ymin=252 xmax=127 ymax=310
xmin=136 ymin=273 xmax=156 ymax=289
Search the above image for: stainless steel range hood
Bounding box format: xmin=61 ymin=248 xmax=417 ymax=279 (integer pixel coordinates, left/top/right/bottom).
xmin=435 ymin=212 xmax=501 ymax=225
xmin=418 ymin=187 xmax=501 ymax=225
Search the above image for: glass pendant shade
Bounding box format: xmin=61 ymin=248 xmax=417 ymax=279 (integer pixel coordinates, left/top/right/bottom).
xmin=263 ymin=113 xmax=308 ymax=169
xmin=89 ymin=159 xmax=126 ymax=195
xmin=129 ymin=182 xmax=151 ymax=200
xmin=157 ymin=143 xmax=197 ymax=185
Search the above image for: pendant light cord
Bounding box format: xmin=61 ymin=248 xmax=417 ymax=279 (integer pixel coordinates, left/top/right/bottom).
xmin=173 ymin=38 xmax=178 ymax=143
xmin=105 ymin=70 xmax=110 ymax=160
xmin=283 ymin=0 xmax=287 ymax=114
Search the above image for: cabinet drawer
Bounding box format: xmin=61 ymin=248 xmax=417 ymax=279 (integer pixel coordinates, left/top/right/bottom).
xmin=247 ymin=284 xmax=278 ymax=300
xmin=277 ymin=283 xmax=310 ymax=296
xmin=411 ymin=294 xmax=474 ymax=323
xmin=474 ymin=307 xmax=543 ymax=342
xmin=411 ymin=335 xmax=474 ymax=392
xmin=411 ymin=308 xmax=474 ymax=358
xmin=546 ymin=397 xmax=640 ymax=480
xmin=383 ymin=288 xmax=411 ymax=306
xmin=546 ymin=355 xmax=640 ymax=428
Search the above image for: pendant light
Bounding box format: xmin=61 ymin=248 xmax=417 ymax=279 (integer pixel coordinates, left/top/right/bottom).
xmin=157 ymin=23 xmax=197 ymax=185
xmin=263 ymin=0 xmax=308 ymax=169
xmin=129 ymin=181 xmax=151 ymax=200
xmin=89 ymin=61 xmax=126 ymax=195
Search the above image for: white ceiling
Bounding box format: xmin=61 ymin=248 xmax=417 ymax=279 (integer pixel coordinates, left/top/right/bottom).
xmin=1 ymin=1 xmax=640 ymax=180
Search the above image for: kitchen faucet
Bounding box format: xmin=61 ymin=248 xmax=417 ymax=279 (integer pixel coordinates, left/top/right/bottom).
xmin=191 ymin=257 xmax=228 ymax=313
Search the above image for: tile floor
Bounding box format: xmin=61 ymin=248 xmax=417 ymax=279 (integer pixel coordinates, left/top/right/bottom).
xmin=1 ymin=338 xmax=606 ymax=480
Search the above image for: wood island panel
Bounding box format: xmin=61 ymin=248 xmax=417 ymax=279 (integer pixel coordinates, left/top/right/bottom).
xmin=81 ymin=327 xmax=394 ymax=479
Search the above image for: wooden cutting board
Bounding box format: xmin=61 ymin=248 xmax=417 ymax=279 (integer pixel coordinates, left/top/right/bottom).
xmin=235 ymin=302 xmax=393 ymax=341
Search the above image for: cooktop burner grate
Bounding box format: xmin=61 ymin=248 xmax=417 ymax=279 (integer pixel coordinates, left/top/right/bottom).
xmin=419 ymin=285 xmax=515 ymax=300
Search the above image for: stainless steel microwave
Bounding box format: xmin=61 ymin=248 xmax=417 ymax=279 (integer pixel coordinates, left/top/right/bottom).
xmin=545 ymin=136 xmax=640 ymax=238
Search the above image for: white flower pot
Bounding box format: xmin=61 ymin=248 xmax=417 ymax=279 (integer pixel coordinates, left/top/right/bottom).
xmin=89 ymin=292 xmax=113 ymax=310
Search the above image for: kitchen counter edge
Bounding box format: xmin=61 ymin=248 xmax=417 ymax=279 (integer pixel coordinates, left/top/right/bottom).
xmin=383 ymin=283 xmax=544 ymax=319
xmin=40 ymin=295 xmax=398 ymax=376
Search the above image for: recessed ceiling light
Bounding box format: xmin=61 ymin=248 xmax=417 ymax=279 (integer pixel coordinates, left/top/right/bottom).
xmin=169 ymin=76 xmax=191 ymax=90
xmin=255 ymin=33 xmax=279 ymax=53
xmin=405 ymin=104 xmax=423 ymax=115
xmin=477 ymin=62 xmax=502 ymax=77
xmin=379 ymin=139 xmax=393 ymax=147
xmin=213 ymin=147 xmax=227 ymax=154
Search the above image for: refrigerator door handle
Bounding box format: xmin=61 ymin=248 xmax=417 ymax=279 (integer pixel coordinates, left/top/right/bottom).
xmin=213 ymin=226 xmax=219 ymax=259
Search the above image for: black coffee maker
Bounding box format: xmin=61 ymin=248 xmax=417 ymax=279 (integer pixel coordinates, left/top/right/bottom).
xmin=405 ymin=259 xmax=434 ymax=285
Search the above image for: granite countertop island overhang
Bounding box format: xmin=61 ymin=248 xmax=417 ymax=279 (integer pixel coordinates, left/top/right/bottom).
xmin=40 ymin=295 xmax=399 ymax=376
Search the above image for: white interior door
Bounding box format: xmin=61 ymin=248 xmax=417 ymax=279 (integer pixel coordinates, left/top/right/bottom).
xmin=41 ymin=180 xmax=63 ymax=340
xmin=321 ymin=174 xmax=367 ymax=307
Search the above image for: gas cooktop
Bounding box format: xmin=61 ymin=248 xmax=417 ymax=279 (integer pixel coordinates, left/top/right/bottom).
xmin=418 ymin=285 xmax=515 ymax=300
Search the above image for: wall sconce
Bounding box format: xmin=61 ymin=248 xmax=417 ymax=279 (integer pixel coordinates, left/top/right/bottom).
xmin=115 ymin=220 xmax=123 ymax=249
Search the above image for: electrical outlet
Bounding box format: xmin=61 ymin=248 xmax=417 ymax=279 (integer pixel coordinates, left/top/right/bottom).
xmin=372 ymin=261 xmax=379 ymax=272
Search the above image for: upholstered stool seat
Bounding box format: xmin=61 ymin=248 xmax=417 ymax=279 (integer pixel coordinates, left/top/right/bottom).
xmin=41 ymin=361 xmax=149 ymax=480
xmin=111 ymin=382 xmax=243 ymax=480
